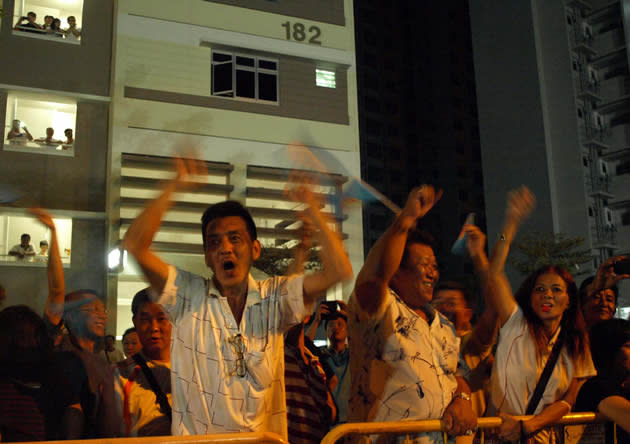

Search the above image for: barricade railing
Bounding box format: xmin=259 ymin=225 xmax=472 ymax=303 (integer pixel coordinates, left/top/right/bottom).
xmin=321 ymin=412 xmax=608 ymax=444
xmin=14 ymin=431 xmax=286 ymax=444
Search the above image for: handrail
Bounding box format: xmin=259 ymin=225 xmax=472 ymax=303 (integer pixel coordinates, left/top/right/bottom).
xmin=321 ymin=412 xmax=602 ymax=444
xmin=16 ymin=431 xmax=286 ymax=444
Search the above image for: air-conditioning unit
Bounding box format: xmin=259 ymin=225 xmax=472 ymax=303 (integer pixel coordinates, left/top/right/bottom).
xmin=588 ymin=67 xmax=599 ymax=86
xmin=592 ymin=111 xmax=606 ymax=130
xmin=604 ymin=207 xmax=614 ymax=227
xmin=599 ymin=159 xmax=609 ymax=176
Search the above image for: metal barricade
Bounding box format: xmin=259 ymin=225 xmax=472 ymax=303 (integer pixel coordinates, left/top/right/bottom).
xmin=13 ymin=432 xmax=286 ymax=444
xmin=321 ymin=412 xmax=607 ymax=444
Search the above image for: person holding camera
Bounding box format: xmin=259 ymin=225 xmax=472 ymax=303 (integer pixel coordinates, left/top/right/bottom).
xmin=309 ymin=300 xmax=351 ymax=423
xmin=14 ymin=12 xmax=41 ymax=33
xmin=579 ymin=256 xmax=630 ymax=331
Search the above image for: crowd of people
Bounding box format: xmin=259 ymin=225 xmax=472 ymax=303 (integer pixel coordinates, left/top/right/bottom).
xmin=0 ymin=158 xmax=629 ymax=443
xmin=14 ymin=12 xmax=81 ymax=41
xmin=6 ymin=120 xmax=74 ymax=147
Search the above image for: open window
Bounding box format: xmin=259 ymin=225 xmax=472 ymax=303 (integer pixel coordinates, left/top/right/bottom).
xmin=4 ymin=92 xmax=76 ymax=157
xmin=0 ymin=212 xmax=72 ymax=267
xmin=211 ymin=50 xmax=278 ymax=103
xmin=12 ymin=0 xmax=83 ymax=43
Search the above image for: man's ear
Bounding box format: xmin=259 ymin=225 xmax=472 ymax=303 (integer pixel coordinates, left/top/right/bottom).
xmin=132 ymin=316 xmax=137 ymax=329
xmin=252 ymin=239 xmax=262 ymax=261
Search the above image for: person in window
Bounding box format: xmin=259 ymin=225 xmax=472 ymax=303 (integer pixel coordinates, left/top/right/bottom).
xmin=52 ymin=18 xmax=63 ymax=37
xmin=14 ymin=12 xmax=41 ymax=33
xmin=64 ymin=16 xmax=81 ymax=41
xmin=9 ymin=233 xmax=36 ymax=259
xmin=64 ymin=128 xmax=75 ymax=145
xmin=36 ymin=127 xmax=62 ymax=146
xmin=575 ymin=318 xmax=630 ymax=441
xmin=6 ymin=120 xmax=33 ymax=144
xmin=42 ymin=15 xmax=54 ymax=33
xmin=472 ymin=187 xmax=595 ymax=443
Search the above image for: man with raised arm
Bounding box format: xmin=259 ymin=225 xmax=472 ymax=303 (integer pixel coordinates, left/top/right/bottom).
xmin=122 ymin=157 xmax=353 ymax=439
xmin=349 ymin=186 xmax=476 ymax=443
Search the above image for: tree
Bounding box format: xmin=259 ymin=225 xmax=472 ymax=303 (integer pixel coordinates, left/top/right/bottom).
xmin=254 ymin=243 xmax=321 ymax=276
xmin=510 ymin=232 xmax=593 ymax=276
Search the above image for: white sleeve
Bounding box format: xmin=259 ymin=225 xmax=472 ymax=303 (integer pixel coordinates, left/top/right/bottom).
xmin=155 ymin=266 xmax=207 ymax=325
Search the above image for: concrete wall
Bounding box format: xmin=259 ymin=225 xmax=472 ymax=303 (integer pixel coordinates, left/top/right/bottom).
xmin=205 ymin=0 xmax=345 ymax=26
xmin=0 ymin=0 xmax=114 ymax=97
xmin=0 ymin=95 xmax=109 ymax=212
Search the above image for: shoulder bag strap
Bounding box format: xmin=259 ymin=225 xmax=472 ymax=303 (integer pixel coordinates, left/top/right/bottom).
xmin=132 ymin=353 xmax=172 ymax=421
xmin=525 ymin=334 xmax=564 ymax=415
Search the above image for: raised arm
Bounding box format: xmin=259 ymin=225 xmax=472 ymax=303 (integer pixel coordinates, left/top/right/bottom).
xmin=122 ymin=156 xmax=206 ymax=294
xmin=287 ymin=182 xmax=353 ymax=307
xmin=354 ymin=186 xmax=441 ymax=315
xmin=586 ymin=255 xmax=630 ymax=299
xmin=30 ymin=208 xmax=65 ymax=326
xmin=483 ymin=187 xmax=535 ymax=326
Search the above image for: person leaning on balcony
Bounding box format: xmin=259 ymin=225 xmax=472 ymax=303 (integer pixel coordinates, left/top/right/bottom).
xmin=349 ymin=185 xmax=477 ymax=443
xmin=475 ymin=187 xmax=595 ymax=443
xmin=121 ymin=156 xmax=353 ymax=440
xmin=14 ymin=11 xmax=41 ymax=32
xmin=64 ymin=16 xmax=81 ymax=41
xmin=575 ymin=318 xmax=630 ymax=441
xmin=6 ymin=119 xmax=33 ymax=144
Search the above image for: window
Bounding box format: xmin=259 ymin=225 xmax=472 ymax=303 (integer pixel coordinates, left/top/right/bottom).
xmin=316 ymin=69 xmax=336 ymax=88
xmin=211 ymin=51 xmax=278 ymax=103
xmin=4 ymin=93 xmax=76 ymax=157
xmin=12 ymin=0 xmax=83 ymax=43
xmin=622 ymin=212 xmax=630 ymax=226
xmin=0 ymin=212 xmax=72 ymax=267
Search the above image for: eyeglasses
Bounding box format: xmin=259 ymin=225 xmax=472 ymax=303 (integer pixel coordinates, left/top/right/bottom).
xmin=228 ymin=334 xmax=247 ymax=377
xmin=75 ymin=307 xmax=108 ymax=316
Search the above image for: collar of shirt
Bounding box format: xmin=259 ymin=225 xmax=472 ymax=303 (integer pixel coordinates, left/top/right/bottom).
xmin=207 ymin=273 xmax=264 ymax=330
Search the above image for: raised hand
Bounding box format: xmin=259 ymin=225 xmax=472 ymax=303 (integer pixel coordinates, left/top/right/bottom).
xmin=464 ymin=224 xmax=486 ymax=260
xmin=172 ymin=155 xmax=208 ymax=190
xmin=29 ymin=207 xmax=56 ymax=231
xmin=592 ymin=255 xmax=630 ymax=292
xmin=505 ymin=186 xmax=535 ymax=224
xmin=401 ymin=185 xmax=443 ymax=220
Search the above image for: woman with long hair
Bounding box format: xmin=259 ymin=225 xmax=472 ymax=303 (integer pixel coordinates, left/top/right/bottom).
xmin=464 ymin=187 xmax=595 ymax=443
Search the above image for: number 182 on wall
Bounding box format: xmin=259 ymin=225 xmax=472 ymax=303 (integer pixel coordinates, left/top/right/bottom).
xmin=281 ymin=21 xmax=322 ymax=45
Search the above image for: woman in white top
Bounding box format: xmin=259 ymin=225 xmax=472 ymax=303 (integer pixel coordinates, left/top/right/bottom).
xmin=465 ymin=187 xmax=595 ymax=443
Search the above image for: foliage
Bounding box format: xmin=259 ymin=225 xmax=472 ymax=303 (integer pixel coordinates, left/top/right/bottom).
xmin=254 ymin=244 xmax=321 ymax=276
xmin=510 ymin=232 xmax=593 ymax=276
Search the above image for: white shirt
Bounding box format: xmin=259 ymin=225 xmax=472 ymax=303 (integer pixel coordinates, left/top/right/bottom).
xmin=490 ymin=306 xmax=596 ymax=416
xmin=348 ymin=288 xmax=465 ymax=443
xmin=155 ymin=266 xmax=309 ymax=439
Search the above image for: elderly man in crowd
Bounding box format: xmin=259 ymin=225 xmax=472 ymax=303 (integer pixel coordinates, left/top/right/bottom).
xmin=349 ymin=186 xmax=476 ymax=443
xmin=122 ymin=157 xmax=353 ymax=439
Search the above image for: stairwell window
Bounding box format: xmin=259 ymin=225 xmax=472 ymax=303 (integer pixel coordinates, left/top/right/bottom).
xmin=211 ymin=50 xmax=278 ymax=103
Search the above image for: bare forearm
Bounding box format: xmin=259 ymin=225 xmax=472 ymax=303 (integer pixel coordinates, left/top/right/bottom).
xmin=45 ymin=227 xmax=65 ymax=326
xmin=523 ymin=400 xmax=570 ymax=436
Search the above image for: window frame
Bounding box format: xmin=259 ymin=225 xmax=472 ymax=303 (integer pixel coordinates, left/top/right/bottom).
xmin=211 ymin=50 xmax=279 ymax=104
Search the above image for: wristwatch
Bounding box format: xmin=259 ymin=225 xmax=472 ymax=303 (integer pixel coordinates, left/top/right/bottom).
xmin=455 ymin=392 xmax=471 ymax=402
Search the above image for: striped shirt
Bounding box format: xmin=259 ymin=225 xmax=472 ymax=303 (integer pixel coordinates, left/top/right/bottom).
xmin=284 ymin=341 xmax=333 ymax=444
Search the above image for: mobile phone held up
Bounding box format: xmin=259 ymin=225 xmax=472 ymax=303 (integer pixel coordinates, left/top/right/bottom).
xmin=613 ymin=258 xmax=630 ymax=276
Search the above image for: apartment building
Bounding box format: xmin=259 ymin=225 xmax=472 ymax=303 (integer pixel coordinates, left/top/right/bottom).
xmin=108 ymin=0 xmax=362 ymax=335
xmin=470 ymin=0 xmax=630 ymax=306
xmin=0 ymin=0 xmax=113 ymax=312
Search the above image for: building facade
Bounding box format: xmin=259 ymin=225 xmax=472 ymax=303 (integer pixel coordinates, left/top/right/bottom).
xmin=0 ymin=0 xmax=113 ymax=312
xmin=470 ymin=0 xmax=630 ymax=305
xmin=108 ymin=0 xmax=363 ymax=335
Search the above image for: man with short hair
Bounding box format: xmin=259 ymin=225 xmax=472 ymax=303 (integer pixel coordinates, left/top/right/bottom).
xmin=36 ymin=127 xmax=62 ymax=145
xmin=433 ymin=281 xmax=473 ymax=337
xmin=9 ymin=233 xmax=36 ymax=259
xmin=98 ymin=334 xmax=125 ymax=364
xmin=64 ymin=128 xmax=75 ymax=145
xmin=122 ymin=327 xmax=142 ymax=358
xmin=115 ymin=289 xmax=172 ymax=437
xmin=14 ymin=12 xmax=41 ymax=32
xmin=349 ymin=186 xmax=476 ymax=442
xmin=64 ymin=16 xmax=81 ymax=41
xmin=122 ymin=158 xmax=353 ymax=439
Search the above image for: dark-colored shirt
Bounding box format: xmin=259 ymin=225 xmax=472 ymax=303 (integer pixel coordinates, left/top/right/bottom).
xmin=575 ymin=377 xmax=630 ymax=444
